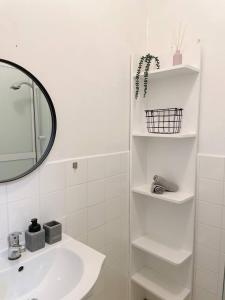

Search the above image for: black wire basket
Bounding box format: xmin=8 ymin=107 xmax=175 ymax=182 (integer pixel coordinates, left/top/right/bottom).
xmin=145 ymin=108 xmax=183 ymax=134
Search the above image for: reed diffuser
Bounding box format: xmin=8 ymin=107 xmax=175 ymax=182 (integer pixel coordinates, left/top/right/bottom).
xmin=173 ymin=23 xmax=186 ymax=66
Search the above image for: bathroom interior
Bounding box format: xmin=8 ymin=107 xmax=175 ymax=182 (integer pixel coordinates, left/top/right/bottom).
xmin=0 ymin=1 xmax=224 ymax=300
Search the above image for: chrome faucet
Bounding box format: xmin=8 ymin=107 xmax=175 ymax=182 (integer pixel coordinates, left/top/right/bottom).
xmin=8 ymin=232 xmax=25 ymax=260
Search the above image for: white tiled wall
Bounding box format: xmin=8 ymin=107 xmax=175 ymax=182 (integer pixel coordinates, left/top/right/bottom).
xmin=193 ymin=154 xmax=225 ymax=300
xmin=0 ymin=151 xmax=129 ymax=300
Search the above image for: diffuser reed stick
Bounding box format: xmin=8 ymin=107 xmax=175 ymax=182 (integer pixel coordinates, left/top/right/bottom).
xmin=173 ymin=22 xmax=186 ymax=65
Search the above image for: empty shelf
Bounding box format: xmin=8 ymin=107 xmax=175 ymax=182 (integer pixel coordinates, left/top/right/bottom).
xmin=134 ymin=64 xmax=200 ymax=79
xmin=132 ymin=236 xmax=192 ymax=265
xmin=132 ymin=185 xmax=193 ymax=204
xmin=132 ymin=267 xmax=191 ymax=300
xmin=132 ymin=132 xmax=196 ymax=139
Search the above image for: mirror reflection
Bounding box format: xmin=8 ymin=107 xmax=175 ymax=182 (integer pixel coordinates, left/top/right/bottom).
xmin=0 ymin=62 xmax=56 ymax=182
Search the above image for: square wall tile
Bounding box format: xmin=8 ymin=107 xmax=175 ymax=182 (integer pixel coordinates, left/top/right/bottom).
xmin=91 ymin=266 xmax=105 ymax=296
xmin=198 ymin=201 xmax=222 ymax=228
xmin=0 ymin=185 xmax=7 ymax=204
xmin=105 ymin=154 xmax=121 ymax=177
xmin=0 ymin=239 xmax=8 ymax=251
xmin=198 ymin=178 xmax=223 ymax=204
xmin=196 ymin=245 xmax=220 ymax=273
xmin=88 ymin=225 xmax=105 ymax=253
xmin=40 ymin=190 xmax=65 ymax=223
xmin=197 ymin=223 xmax=221 ymax=250
xmin=119 ymin=243 xmax=129 ymax=277
xmin=120 ymin=173 xmax=129 ymax=196
xmin=87 ymin=156 xmax=106 ymax=182
xmin=218 ymin=254 xmax=225 ymax=300
xmin=105 ymin=218 xmax=122 ymax=246
xmin=221 ymin=230 xmax=225 ymax=254
xmin=193 ymin=284 xmax=217 ymax=300
xmin=40 ymin=162 xmax=65 ymax=194
xmin=105 ymin=176 xmax=121 ymax=199
xmin=87 ymin=292 xmax=105 ymax=300
xmin=87 ymin=180 xmax=105 ymax=206
xmin=104 ymin=266 xmax=124 ymax=300
xmin=195 ymin=267 xmax=218 ymax=294
xmin=57 ymin=216 xmax=67 ymax=233
xmin=66 ymin=184 xmax=87 ymax=213
xmin=120 ymin=193 xmax=129 ymax=218
xmin=67 ymin=209 xmax=87 ymax=243
xmin=7 ymin=173 xmax=39 ymax=202
xmin=66 ymin=158 xmax=87 ymax=187
xmin=105 ymin=241 xmax=122 ymax=270
xmin=0 ymin=203 xmax=8 ymax=241
xmin=222 ymin=207 xmax=225 ymax=229
xmin=8 ymin=197 xmax=39 ymax=232
xmin=198 ymin=155 xmax=224 ymax=180
xmin=120 ymin=152 xmax=129 ymax=174
xmin=106 ymin=196 xmax=121 ymax=221
xmin=88 ymin=202 xmax=105 ymax=230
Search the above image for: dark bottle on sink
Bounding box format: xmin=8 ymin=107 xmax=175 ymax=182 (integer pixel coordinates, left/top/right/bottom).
xmin=25 ymin=218 xmax=45 ymax=252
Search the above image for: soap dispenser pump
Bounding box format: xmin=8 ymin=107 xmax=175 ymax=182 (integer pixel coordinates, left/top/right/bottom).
xmin=25 ymin=218 xmax=45 ymax=252
xmin=29 ymin=218 xmax=41 ymax=232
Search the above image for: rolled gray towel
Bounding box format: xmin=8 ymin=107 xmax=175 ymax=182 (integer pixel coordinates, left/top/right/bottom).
xmin=153 ymin=175 xmax=179 ymax=192
xmin=151 ymin=183 xmax=166 ymax=194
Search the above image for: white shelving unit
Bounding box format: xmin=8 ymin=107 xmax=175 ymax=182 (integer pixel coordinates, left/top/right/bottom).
xmin=133 ymin=185 xmax=194 ymax=204
xmin=130 ymin=47 xmax=201 ymax=300
xmin=132 ymin=132 xmax=196 ymax=139
xmin=132 ymin=236 xmax=192 ymax=265
xmin=132 ymin=268 xmax=191 ymax=300
xmin=134 ymin=64 xmax=200 ymax=79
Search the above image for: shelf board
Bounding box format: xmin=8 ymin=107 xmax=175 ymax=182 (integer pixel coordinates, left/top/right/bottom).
xmin=132 ymin=132 xmax=196 ymax=139
xmin=132 ymin=267 xmax=191 ymax=300
xmin=132 ymin=236 xmax=192 ymax=265
xmin=134 ymin=64 xmax=200 ymax=79
xmin=132 ymin=185 xmax=194 ymax=204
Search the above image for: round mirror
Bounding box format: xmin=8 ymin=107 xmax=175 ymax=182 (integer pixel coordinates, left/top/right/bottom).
xmin=0 ymin=59 xmax=57 ymax=183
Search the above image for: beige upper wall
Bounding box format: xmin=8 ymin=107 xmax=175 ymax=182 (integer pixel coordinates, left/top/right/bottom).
xmin=0 ymin=0 xmax=148 ymax=160
xmin=1 ymin=1 xmax=223 ymax=160
xmin=147 ymin=0 xmax=225 ymax=155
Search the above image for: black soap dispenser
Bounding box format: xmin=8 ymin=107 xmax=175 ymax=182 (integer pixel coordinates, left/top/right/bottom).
xmin=25 ymin=218 xmax=45 ymax=252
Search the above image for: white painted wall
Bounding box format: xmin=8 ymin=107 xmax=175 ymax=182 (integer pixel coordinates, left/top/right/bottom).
xmin=0 ymin=0 xmax=148 ymax=160
xmin=147 ymin=0 xmax=225 ymax=155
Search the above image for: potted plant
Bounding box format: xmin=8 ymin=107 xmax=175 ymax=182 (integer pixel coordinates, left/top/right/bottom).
xmin=135 ymin=53 xmax=160 ymax=99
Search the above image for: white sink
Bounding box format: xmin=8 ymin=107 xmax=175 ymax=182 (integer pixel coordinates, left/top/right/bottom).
xmin=0 ymin=234 xmax=105 ymax=300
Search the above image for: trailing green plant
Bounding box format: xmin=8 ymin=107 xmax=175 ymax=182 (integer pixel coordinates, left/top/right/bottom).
xmin=135 ymin=53 xmax=160 ymax=99
xmin=135 ymin=55 xmax=145 ymax=100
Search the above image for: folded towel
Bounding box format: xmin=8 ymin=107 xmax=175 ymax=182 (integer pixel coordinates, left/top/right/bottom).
xmin=153 ymin=175 xmax=179 ymax=192
xmin=151 ymin=183 xmax=166 ymax=194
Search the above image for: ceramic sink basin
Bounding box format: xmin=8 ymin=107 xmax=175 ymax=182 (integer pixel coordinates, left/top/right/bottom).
xmin=0 ymin=234 xmax=105 ymax=300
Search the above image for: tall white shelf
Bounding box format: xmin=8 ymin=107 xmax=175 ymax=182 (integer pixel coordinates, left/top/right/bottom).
xmin=130 ymin=49 xmax=201 ymax=300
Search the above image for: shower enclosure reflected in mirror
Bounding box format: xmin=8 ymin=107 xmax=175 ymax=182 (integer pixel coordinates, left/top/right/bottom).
xmin=0 ymin=60 xmax=56 ymax=183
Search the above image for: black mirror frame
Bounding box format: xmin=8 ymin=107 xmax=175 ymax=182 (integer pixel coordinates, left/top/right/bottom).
xmin=0 ymin=59 xmax=57 ymax=183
